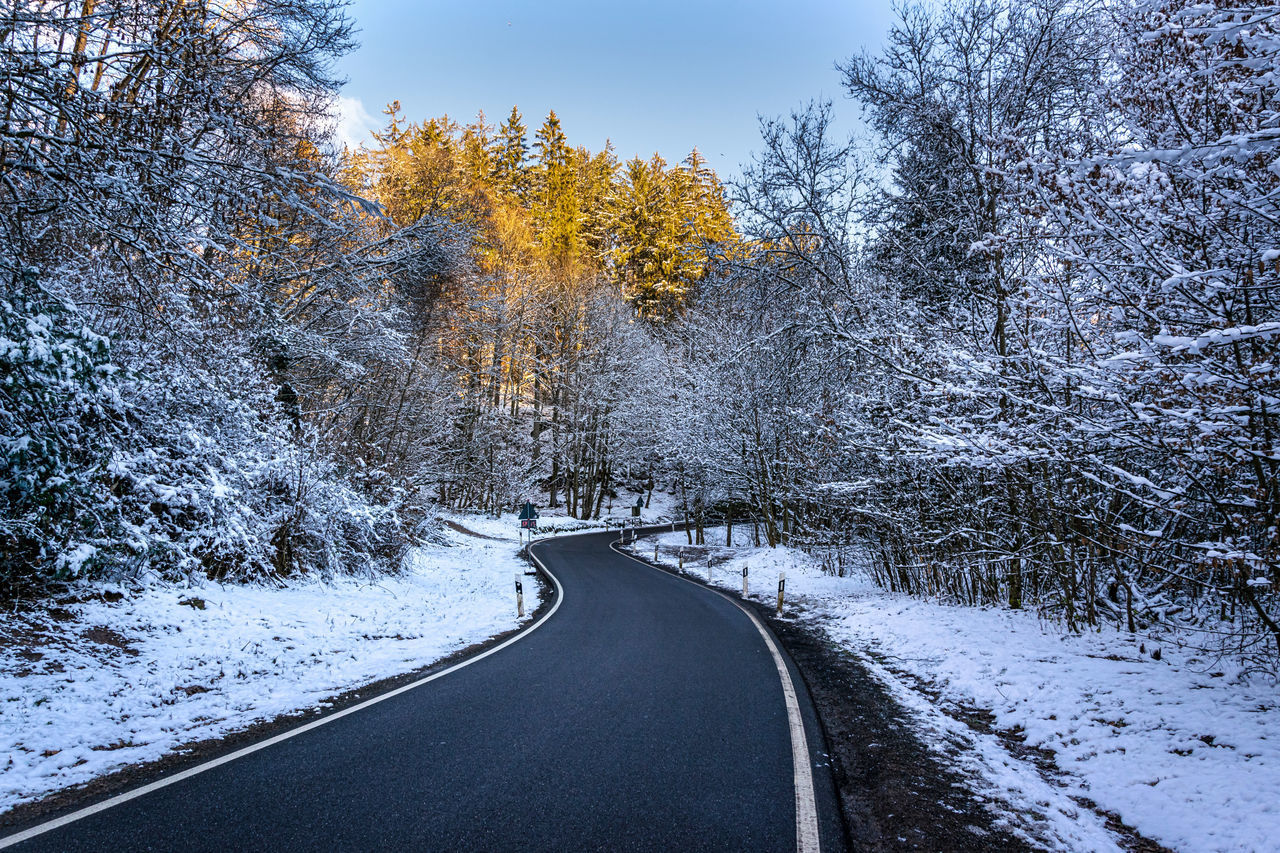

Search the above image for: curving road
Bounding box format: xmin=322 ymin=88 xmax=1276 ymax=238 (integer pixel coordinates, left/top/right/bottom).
xmin=4 ymin=529 xmax=845 ymax=852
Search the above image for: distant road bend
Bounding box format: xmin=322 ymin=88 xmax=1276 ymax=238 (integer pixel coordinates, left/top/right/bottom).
xmin=3 ymin=529 xmax=844 ymax=852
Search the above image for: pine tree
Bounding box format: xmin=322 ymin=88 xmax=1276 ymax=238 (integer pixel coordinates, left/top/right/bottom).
xmin=532 ymin=111 xmax=581 ymax=277
xmin=610 ymin=150 xmax=735 ymax=319
xmin=574 ymin=142 xmax=619 ymax=270
xmin=611 ymin=154 xmax=678 ymax=316
xmin=493 ymin=106 xmax=530 ymax=200
xmin=533 ymin=110 xmax=570 ymax=170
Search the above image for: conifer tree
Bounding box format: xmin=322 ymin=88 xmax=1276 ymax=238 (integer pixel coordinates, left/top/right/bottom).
xmin=574 ymin=143 xmax=619 ymax=269
xmin=680 ymin=148 xmax=735 ymax=252
xmin=532 ymin=111 xmax=581 ymax=277
xmin=610 ymin=150 xmax=735 ymax=318
xmin=611 ymin=154 xmax=679 ymax=316
xmin=493 ymin=106 xmax=530 ymax=200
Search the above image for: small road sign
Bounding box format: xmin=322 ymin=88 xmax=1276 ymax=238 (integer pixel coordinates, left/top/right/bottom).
xmin=518 ymin=502 xmax=538 ymax=521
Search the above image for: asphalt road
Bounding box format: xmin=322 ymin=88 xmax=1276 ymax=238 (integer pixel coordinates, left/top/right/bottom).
xmin=5 ymin=529 xmax=845 ymax=852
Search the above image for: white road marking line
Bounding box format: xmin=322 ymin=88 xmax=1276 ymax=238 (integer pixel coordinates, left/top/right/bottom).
xmin=609 ymin=539 xmax=822 ymax=853
xmin=0 ymin=550 xmax=566 ymax=850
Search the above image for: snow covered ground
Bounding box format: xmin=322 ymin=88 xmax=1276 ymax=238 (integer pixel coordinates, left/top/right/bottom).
xmin=630 ymin=528 xmax=1280 ymax=853
xmin=451 ymin=487 xmax=678 ymax=540
xmin=0 ymin=522 xmax=539 ymax=814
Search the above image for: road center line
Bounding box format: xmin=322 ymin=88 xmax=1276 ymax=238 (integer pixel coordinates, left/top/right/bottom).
xmin=608 ymin=539 xmax=822 ymax=853
xmin=0 ymin=551 xmax=566 ymax=850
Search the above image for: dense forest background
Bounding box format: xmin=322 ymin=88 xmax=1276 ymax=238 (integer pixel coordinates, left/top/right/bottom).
xmin=3 ymin=0 xmax=1278 ymax=666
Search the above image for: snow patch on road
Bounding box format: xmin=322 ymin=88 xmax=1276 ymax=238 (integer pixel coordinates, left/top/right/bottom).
xmin=0 ymin=524 xmax=538 ymax=814
xmin=634 ymin=529 xmax=1280 ymax=853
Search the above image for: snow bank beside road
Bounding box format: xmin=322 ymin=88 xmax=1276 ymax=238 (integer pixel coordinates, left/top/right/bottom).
xmin=633 ymin=529 xmax=1280 ymax=853
xmin=820 ymin=587 xmax=1280 ymax=853
xmin=1 ymin=525 xmax=537 ymax=814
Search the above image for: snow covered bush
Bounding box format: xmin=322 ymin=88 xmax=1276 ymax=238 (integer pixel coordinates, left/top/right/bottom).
xmin=0 ymin=262 xmax=417 ymax=589
xmin=0 ymin=269 xmax=125 ymax=590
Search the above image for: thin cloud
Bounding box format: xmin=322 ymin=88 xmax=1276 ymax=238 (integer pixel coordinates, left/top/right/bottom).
xmin=333 ymin=96 xmax=378 ymax=150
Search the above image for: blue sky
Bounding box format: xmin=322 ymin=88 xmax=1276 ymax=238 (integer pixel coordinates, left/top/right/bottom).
xmin=333 ymin=0 xmax=896 ymax=180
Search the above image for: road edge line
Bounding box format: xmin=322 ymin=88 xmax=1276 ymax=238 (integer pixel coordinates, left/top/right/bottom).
xmin=607 ymin=539 xmax=821 ymax=853
xmin=0 ymin=551 xmax=566 ymax=850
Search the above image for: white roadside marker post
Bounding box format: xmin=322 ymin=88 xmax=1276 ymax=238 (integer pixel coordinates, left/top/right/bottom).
xmin=777 ymin=572 xmax=786 ymax=615
xmin=742 ymin=564 xmax=749 ymax=598
xmin=678 ymin=550 xmax=684 ymax=573
xmin=654 ymin=543 xmax=659 ymax=562
xmin=515 ymin=574 xmax=525 ymax=618
xmin=708 ymin=560 xmax=712 ymax=583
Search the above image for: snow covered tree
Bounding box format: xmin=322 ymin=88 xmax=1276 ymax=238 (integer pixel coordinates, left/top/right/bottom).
xmin=1022 ymin=0 xmax=1280 ymax=655
xmin=0 ymin=1 xmax=448 ymax=586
